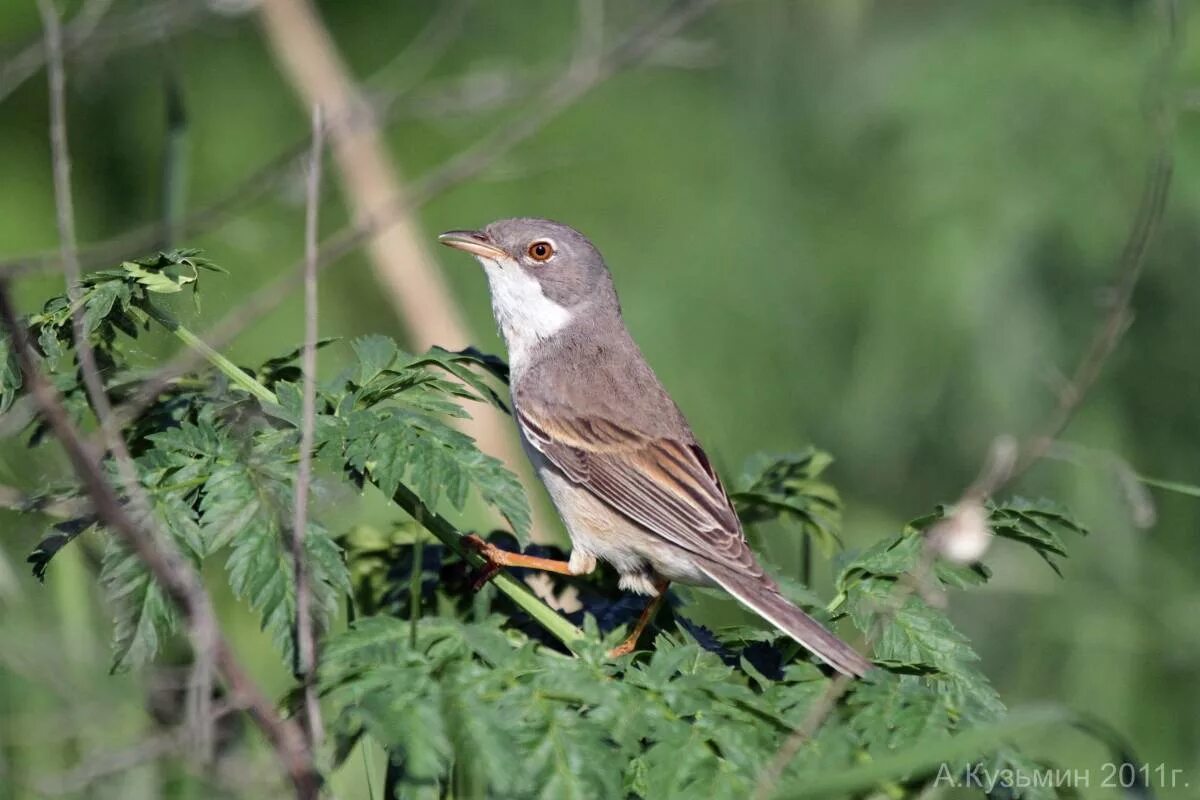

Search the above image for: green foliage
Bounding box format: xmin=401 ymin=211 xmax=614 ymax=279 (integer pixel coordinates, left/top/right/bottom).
xmin=4 ymin=253 xmax=523 ymax=670
xmin=988 ymin=498 xmax=1089 ymax=575
xmin=1 ymin=250 xmax=1113 ymax=798
xmin=732 ymin=450 xmax=843 ymax=555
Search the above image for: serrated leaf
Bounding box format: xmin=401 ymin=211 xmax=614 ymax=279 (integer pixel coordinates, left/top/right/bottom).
xmin=732 ymin=450 xmax=843 ymax=555
xmin=352 ymin=335 xmax=399 ymax=385
xmin=101 ymin=536 xmax=179 ymax=672
xmin=988 ymin=497 xmax=1088 ymax=575
xmin=337 ymin=408 xmax=531 ymax=542
xmin=81 ymin=280 xmax=123 ymax=337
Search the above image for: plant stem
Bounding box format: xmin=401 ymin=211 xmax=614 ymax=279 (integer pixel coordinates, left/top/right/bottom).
xmin=144 ymin=305 xmax=585 ymax=650
xmin=143 ymin=301 xmax=277 ymax=405
xmin=390 ymin=483 xmax=584 ymax=648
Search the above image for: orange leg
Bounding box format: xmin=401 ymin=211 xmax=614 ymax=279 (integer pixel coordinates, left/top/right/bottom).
xmin=463 ymin=534 xmax=575 ymax=591
xmin=608 ymin=579 xmax=670 ymax=657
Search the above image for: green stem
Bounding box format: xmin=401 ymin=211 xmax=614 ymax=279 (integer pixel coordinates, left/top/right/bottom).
xmin=408 ymin=536 xmax=423 ymax=649
xmin=143 ymin=301 xmax=277 ymax=405
xmin=391 ymin=484 xmax=583 ymax=648
xmin=144 ymin=304 xmax=585 ymax=650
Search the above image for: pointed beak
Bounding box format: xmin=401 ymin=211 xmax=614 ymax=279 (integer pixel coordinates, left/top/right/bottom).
xmin=437 ymin=229 xmax=507 ymax=259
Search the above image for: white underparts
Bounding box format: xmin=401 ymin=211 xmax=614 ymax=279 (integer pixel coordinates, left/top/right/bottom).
xmin=478 ymin=257 xmax=571 ymax=369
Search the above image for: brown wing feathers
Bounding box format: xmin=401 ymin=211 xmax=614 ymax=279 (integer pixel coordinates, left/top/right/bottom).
xmin=518 ymin=409 xmax=756 ymax=571
xmin=517 ymin=406 xmax=872 ymax=677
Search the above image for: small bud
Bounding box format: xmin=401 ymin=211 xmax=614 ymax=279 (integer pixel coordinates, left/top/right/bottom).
xmin=928 ymin=500 xmax=992 ymax=565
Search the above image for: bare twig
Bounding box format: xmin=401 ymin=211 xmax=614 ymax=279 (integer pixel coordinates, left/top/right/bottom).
xmin=0 ymin=285 xmax=318 ymax=798
xmin=752 ymin=674 xmax=853 ymax=800
xmin=1004 ymin=0 xmax=1180 ymax=490
xmin=37 ymin=0 xmax=144 ymax=508
xmin=1010 ymin=153 xmax=1173 ymax=484
xmin=0 ymin=0 xmax=114 ymax=105
xmin=37 ymin=0 xmax=223 ymax=766
xmin=290 ymin=104 xmax=325 ymax=753
xmin=0 ymin=0 xmax=210 ymax=108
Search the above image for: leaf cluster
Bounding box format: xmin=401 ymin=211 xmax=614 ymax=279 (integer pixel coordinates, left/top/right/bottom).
xmin=5 ymin=255 xmax=525 ymax=674
xmin=1 ymin=251 xmax=1107 ymax=798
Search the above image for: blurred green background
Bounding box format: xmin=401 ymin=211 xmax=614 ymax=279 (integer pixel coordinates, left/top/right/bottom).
xmin=1 ymin=0 xmax=1198 ymax=797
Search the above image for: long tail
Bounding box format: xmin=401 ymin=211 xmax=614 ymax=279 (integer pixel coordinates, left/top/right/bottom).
xmin=701 ymin=562 xmax=872 ymax=677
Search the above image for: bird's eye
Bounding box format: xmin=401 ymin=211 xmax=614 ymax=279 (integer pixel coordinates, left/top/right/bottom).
xmin=527 ymin=240 xmax=555 ymax=262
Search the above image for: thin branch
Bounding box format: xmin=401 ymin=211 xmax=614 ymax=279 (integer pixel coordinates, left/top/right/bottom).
xmin=751 ymin=674 xmax=853 ymax=800
xmin=0 ymin=0 xmax=115 ymax=105
xmin=291 ymin=104 xmax=325 ymax=753
xmin=1004 ymin=0 xmax=1180 ymax=490
xmin=1010 ymin=153 xmax=1173 ymax=483
xmin=37 ymin=0 xmax=224 ymax=766
xmin=37 ymin=0 xmax=141 ymax=505
xmin=0 ymin=284 xmax=318 ymax=798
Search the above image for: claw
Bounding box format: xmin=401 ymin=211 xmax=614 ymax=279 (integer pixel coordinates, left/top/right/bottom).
xmin=462 ymin=533 xmax=502 ymax=592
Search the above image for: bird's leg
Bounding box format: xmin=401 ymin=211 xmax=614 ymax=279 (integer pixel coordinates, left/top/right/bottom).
xmin=462 ymin=533 xmax=576 ymax=591
xmin=608 ymin=578 xmax=670 ymax=657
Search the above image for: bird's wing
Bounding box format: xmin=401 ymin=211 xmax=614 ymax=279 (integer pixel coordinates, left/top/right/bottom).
xmin=517 ymin=402 xmax=874 ymax=677
xmin=516 ymin=406 xmax=763 ymax=578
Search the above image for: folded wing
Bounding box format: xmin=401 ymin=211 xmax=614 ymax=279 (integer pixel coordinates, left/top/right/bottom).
xmin=516 ymin=406 xmax=871 ymax=677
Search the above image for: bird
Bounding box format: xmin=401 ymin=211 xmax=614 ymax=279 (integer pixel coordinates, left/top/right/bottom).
xmin=438 ymin=218 xmax=871 ymax=677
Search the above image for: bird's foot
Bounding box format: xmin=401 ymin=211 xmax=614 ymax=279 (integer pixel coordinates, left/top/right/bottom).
xmin=462 ymin=534 xmax=505 ymax=591
xmin=607 ymin=581 xmax=669 ymax=658
xmin=461 ymin=533 xmax=576 ymax=592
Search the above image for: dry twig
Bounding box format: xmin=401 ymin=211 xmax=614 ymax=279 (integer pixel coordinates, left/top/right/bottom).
xmin=36 ymin=0 xmax=223 ymax=765
xmin=290 ymin=103 xmax=325 ymax=752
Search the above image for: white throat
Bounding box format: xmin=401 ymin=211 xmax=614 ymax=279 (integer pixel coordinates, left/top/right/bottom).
xmin=478 ymin=257 xmax=572 ymax=371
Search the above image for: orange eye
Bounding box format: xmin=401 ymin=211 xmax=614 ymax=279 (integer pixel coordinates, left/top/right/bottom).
xmin=527 ymin=240 xmax=554 ymax=262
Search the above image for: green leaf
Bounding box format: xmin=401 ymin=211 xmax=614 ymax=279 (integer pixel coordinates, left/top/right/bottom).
xmin=988 ymin=497 xmax=1088 ymax=575
xmin=352 ymin=335 xmax=399 ymax=385
xmin=0 ymin=329 xmax=23 ymax=413
xmin=335 ymin=408 xmax=531 ymax=542
xmin=81 ymin=280 xmax=125 ymax=337
xmin=100 ymin=494 xmax=204 ymax=671
xmin=215 ymin=458 xmax=348 ymax=660
xmin=731 ymin=450 xmax=843 ymax=555
xmin=101 ymin=536 xmax=179 ymax=672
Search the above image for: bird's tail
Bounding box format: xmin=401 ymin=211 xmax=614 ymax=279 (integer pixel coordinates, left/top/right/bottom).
xmin=701 ymin=562 xmax=872 ymax=678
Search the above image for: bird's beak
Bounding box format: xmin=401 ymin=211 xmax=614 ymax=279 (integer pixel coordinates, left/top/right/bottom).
xmin=437 ymin=229 xmax=507 ymax=260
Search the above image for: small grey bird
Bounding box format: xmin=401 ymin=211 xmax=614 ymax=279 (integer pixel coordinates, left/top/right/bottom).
xmin=439 ymin=218 xmax=870 ymax=677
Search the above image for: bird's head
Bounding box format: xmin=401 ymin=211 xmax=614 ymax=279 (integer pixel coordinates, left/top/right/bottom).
xmin=436 ymin=219 xmax=614 ymax=316
xmin=438 ymin=218 xmax=619 ymax=358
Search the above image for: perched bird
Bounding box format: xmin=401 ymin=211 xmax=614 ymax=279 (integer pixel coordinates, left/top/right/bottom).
xmin=439 ymin=219 xmax=871 ymax=677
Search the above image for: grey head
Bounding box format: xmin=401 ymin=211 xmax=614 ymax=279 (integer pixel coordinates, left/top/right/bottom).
xmin=438 ymin=218 xmax=622 ymax=366
xmin=439 ymin=218 xmax=616 ymax=309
